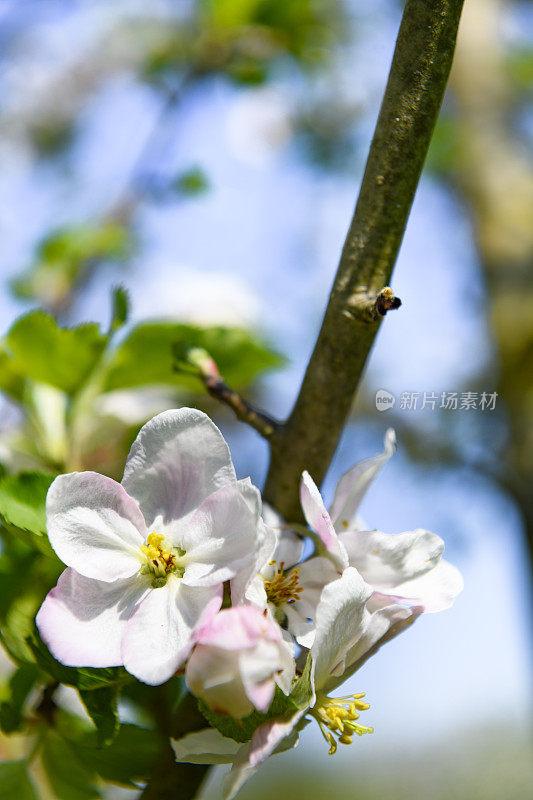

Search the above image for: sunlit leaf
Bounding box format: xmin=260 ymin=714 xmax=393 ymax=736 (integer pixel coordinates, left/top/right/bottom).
xmin=6 ymin=311 xmax=107 ymax=395
xmin=103 ymin=322 xmax=283 ymax=393
xmin=0 ymin=472 xmax=54 ymax=536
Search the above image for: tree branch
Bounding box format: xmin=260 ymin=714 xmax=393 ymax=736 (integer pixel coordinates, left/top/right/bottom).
xmin=264 ymin=0 xmax=465 ymax=520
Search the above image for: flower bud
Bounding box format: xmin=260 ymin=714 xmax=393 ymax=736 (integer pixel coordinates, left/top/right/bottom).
xmin=186 ymin=606 xmax=293 ymax=718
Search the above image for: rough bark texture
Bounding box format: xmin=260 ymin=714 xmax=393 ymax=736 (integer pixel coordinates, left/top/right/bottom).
xmin=264 ymin=0 xmax=465 ymax=521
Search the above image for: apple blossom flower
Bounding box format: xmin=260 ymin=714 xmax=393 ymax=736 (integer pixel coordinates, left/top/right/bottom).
xmin=36 ymin=408 xmax=261 ymax=685
xmin=279 ymin=431 xmax=461 ymax=649
xmin=186 ymin=605 xmax=294 ymax=718
xmin=173 ymin=567 xmax=375 ymax=799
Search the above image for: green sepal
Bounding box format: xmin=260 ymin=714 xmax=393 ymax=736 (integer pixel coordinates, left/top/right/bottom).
xmin=198 ymin=686 xmax=299 ymax=744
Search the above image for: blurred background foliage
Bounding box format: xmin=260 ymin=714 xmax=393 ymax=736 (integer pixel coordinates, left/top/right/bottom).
xmin=0 ymin=0 xmax=531 ymax=799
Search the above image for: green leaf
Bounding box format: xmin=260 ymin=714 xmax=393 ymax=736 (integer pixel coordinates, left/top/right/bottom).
xmin=79 ymin=687 xmax=120 ymax=747
xmin=27 ymin=633 xmax=122 ymax=691
xmin=0 ymin=348 xmax=25 ymax=402
xmin=11 ymin=222 xmax=132 ymax=308
xmin=109 ymin=286 xmax=130 ymax=333
xmin=0 ymin=538 xmax=62 ymax=665
xmin=76 ymin=723 xmax=159 ymax=787
xmin=0 ymin=761 xmax=38 ymax=800
xmin=41 ymin=733 xmax=101 ymax=800
xmin=0 ymin=472 xmax=55 ymax=537
xmin=198 ymin=686 xmax=298 ymax=744
xmin=6 ymin=311 xmax=107 ymax=396
xmin=0 ymin=663 xmax=41 ymax=734
xmin=103 ymin=322 xmax=283 ymax=392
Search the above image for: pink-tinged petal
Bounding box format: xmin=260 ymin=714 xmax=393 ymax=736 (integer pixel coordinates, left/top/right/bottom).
xmin=195 ymin=606 xmax=279 ymax=650
xmin=222 ymin=712 xmax=305 ymax=800
xmin=172 ymin=729 xmax=240 ymax=765
xmin=300 ymin=472 xmax=348 ymax=569
xmin=340 ymin=528 xmax=444 ymax=589
xmin=311 ymin=567 xmax=373 ymax=690
xmin=36 ymin=568 xmax=149 ymax=668
xmin=186 ymin=646 xmax=254 ymax=718
xmin=121 ymin=408 xmax=236 ymax=529
xmin=180 ymin=486 xmax=258 ymax=587
xmin=385 ymin=559 xmax=463 ymax=612
xmin=122 ymin=579 xmax=221 ymax=685
xmin=244 ymin=679 xmax=275 ymax=714
xmin=330 ymin=428 xmax=396 ymax=530
xmin=46 ymin=473 xmax=147 ymax=581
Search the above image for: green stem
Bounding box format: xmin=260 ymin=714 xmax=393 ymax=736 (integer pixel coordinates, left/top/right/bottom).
xmin=141 ymin=691 xmax=210 ymax=800
xmin=263 ymin=0 xmax=465 ymax=520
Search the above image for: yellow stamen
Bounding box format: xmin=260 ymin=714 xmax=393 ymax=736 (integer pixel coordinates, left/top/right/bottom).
xmin=264 ymin=561 xmax=303 ymax=606
xmin=139 ymin=532 xmax=185 ymax=583
xmin=311 ymin=692 xmax=373 ymax=754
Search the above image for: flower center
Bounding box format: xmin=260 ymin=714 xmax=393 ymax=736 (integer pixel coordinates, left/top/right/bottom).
xmin=311 ymin=692 xmax=373 ymax=754
xmin=140 ymin=532 xmax=185 ymax=587
xmin=264 ymin=561 xmax=303 ymax=606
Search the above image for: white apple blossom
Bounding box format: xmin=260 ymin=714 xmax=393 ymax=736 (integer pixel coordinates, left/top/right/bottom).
xmin=256 ymin=431 xmax=461 ymax=650
xmin=36 ymin=408 xmax=261 ymax=685
xmin=186 ymin=605 xmax=294 ymax=718
xmin=173 ymin=567 xmax=375 ymax=799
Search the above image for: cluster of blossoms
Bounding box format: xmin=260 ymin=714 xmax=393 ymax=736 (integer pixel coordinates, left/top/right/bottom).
xmin=36 ymin=408 xmax=462 ymax=799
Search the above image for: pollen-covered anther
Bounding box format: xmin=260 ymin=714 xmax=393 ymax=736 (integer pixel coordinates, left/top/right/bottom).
xmin=140 ymin=532 xmax=184 ymax=581
xmin=311 ymin=692 xmax=373 ymax=754
xmin=264 ymin=561 xmax=304 ymax=606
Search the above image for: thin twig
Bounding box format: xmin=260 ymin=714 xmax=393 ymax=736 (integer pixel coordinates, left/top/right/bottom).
xmin=264 ymin=0 xmax=465 ymax=520
xmin=174 ymin=347 xmax=280 ymax=439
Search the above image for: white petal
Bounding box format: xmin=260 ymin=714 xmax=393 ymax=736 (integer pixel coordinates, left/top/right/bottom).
xmin=36 ymin=568 xmax=149 ymax=668
xmin=339 ymin=603 xmax=413 ymax=684
xmin=180 ymin=486 xmax=258 ymax=587
xmin=300 ymin=472 xmax=348 ymax=569
xmin=272 ymin=529 xmax=304 ymax=569
xmin=384 ymin=559 xmax=463 ymax=612
xmin=285 ymin=556 xmax=339 ymax=646
xmin=46 ymin=472 xmax=147 ymax=581
xmin=187 ymin=646 xmax=255 ymax=718
xmin=122 ymin=408 xmax=236 ymax=529
xmin=330 ymin=429 xmax=396 ymax=530
xmin=311 ymin=567 xmax=372 ymax=690
xmin=231 ymin=514 xmax=276 ymax=606
xmin=121 ymin=579 xmax=221 ymax=685
xmin=340 ymin=528 xmax=444 ymax=589
xmin=222 ymin=712 xmax=304 ymax=800
xmin=172 ymin=729 xmax=240 ymax=765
